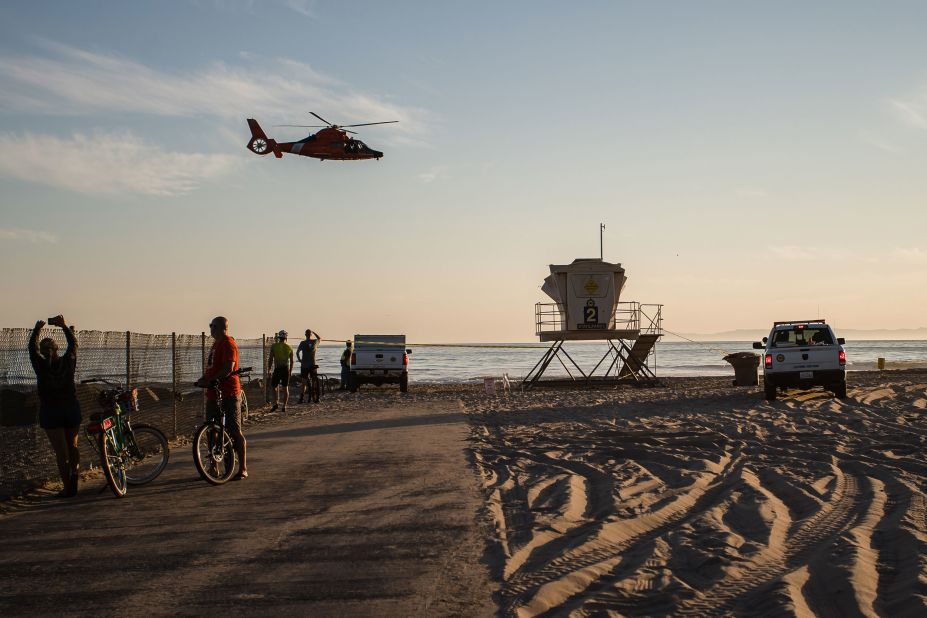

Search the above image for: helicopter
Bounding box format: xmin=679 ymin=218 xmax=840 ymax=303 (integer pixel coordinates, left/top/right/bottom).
xmin=246 ymin=112 xmax=397 ymax=161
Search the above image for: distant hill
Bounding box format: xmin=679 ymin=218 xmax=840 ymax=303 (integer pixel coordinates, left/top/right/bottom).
xmin=670 ymin=327 xmax=927 ymax=342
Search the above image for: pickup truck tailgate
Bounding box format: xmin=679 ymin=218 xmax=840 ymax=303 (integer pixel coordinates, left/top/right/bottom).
xmin=771 ymin=345 xmax=836 ymax=372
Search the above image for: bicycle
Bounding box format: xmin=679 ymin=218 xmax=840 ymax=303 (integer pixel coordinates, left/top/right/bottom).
xmin=191 ymin=367 xmax=251 ymax=485
xmin=315 ymin=372 xmax=339 ymax=398
xmin=310 ymin=366 xmax=324 ymax=402
xmin=82 ymin=378 xmax=170 ymax=498
xmin=237 ymin=367 xmax=252 ymax=421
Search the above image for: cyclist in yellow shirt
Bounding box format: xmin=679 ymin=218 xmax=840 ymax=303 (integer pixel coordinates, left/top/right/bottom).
xmin=268 ymin=330 xmax=294 ymax=413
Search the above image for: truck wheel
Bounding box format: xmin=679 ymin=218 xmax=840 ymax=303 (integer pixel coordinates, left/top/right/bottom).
xmin=764 ymin=381 xmax=777 ymax=401
xmin=400 ymin=373 xmax=409 ymax=393
xmin=834 ymin=381 xmax=847 ymax=399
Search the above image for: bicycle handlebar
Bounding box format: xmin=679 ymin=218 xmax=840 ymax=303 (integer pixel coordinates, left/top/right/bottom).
xmin=80 ymin=377 xmax=122 ymax=386
xmin=195 ymin=366 xmax=253 ymax=388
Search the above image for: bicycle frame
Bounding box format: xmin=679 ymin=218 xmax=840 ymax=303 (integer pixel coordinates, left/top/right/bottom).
xmin=85 ymin=398 xmax=141 ymax=462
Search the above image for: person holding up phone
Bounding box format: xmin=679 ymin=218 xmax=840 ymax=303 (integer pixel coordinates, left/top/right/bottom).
xmin=29 ymin=315 xmax=82 ymax=497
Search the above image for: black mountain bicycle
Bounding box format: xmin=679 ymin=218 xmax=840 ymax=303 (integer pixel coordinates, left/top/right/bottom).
xmin=191 ymin=367 xmax=250 ymax=485
xmin=82 ymin=378 xmax=170 ymax=498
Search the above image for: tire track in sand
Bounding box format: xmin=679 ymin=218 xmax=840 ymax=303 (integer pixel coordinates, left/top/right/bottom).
xmin=556 ymin=463 xmax=794 ymax=617
xmin=674 ymin=460 xmax=864 ymax=616
xmin=503 ymin=448 xmax=744 ymax=617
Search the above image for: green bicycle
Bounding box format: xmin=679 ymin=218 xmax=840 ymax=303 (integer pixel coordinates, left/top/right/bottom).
xmin=82 ymin=378 xmax=170 ymax=498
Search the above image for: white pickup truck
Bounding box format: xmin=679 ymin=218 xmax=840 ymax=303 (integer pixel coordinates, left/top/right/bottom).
xmin=753 ymin=320 xmax=847 ymax=400
xmin=349 ymin=335 xmax=410 ymax=392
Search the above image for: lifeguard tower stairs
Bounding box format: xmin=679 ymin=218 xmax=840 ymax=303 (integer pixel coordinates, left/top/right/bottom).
xmin=523 ymin=258 xmax=663 ymax=388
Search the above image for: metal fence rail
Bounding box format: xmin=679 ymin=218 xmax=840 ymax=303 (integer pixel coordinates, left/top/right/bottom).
xmin=535 ymin=302 xmax=664 ymax=336
xmin=0 ymin=328 xmax=270 ymax=499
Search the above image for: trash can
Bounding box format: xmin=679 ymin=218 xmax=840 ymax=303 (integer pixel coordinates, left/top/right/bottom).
xmin=723 ymin=352 xmax=760 ymax=386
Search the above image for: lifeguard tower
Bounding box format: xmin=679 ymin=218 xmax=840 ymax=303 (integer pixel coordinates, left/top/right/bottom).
xmin=524 ymin=258 xmax=663 ymax=388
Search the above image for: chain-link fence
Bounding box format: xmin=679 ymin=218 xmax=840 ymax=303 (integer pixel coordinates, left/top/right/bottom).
xmin=0 ymin=328 xmax=272 ymax=499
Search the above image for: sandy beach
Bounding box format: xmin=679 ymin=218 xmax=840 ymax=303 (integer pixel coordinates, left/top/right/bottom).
xmin=464 ymin=370 xmax=927 ymax=616
xmin=2 ymin=371 xmax=926 ymax=616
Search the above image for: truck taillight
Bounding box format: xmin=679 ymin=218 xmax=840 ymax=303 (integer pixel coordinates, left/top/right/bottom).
xmin=765 ymin=354 xmax=772 ymax=368
xmin=838 ymin=350 xmax=846 ymax=366
xmin=402 ymin=353 xmax=408 ymax=366
xmin=351 ymin=353 xmax=356 ymax=365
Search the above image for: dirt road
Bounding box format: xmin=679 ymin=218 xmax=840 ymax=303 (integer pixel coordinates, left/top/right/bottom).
xmin=0 ymin=399 xmax=497 ymax=617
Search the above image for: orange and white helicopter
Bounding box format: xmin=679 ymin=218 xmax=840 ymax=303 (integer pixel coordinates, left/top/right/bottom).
xmin=246 ymin=112 xmax=396 ymax=161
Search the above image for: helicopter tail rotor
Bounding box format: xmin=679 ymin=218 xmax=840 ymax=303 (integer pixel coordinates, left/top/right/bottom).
xmin=246 ymin=118 xmax=282 ymax=157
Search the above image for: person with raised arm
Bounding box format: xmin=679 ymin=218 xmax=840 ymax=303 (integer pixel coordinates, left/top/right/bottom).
xmin=297 ymin=329 xmax=321 ymax=404
xmin=29 ymin=315 xmax=81 ymax=497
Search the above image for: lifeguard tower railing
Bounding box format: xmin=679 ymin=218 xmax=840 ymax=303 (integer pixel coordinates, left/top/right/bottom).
xmin=535 ymin=302 xmax=663 ymax=338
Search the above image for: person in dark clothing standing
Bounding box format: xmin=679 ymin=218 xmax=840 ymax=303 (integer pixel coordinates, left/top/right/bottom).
xmin=297 ymin=329 xmax=320 ymax=404
xmin=29 ymin=315 xmax=81 ymax=497
xmin=339 ymin=341 xmax=353 ymax=390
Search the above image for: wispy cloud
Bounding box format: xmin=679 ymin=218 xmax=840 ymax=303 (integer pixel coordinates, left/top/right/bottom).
xmin=769 ymin=245 xmax=926 ymax=265
xmin=735 ymin=187 xmax=768 ymax=199
xmin=891 ymin=247 xmax=927 ymax=264
xmin=768 ymin=245 xmax=819 ymax=261
xmin=0 ymin=227 xmax=58 ymax=243
xmin=281 ymin=0 xmax=318 ymax=18
xmin=0 ymin=131 xmax=237 ymax=196
xmin=888 ymin=98 xmax=927 ymax=129
xmin=0 ymin=42 xmax=429 ymax=145
xmin=417 ymin=166 xmax=448 ymax=183
xmin=204 ymin=0 xmax=318 ymax=19
xmin=858 ymin=130 xmax=900 ymax=153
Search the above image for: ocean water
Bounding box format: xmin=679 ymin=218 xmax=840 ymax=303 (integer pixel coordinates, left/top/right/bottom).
xmin=316 ymin=339 xmax=927 ymax=383
xmin=3 ymin=340 xmax=926 ymax=386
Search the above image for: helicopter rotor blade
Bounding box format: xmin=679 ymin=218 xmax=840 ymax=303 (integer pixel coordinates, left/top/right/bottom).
xmin=273 ymin=124 xmax=328 ymax=128
xmin=344 ymin=129 xmax=358 ymax=134
xmin=339 ymin=121 xmax=399 ymax=128
xmin=310 ymin=111 xmax=333 ymax=126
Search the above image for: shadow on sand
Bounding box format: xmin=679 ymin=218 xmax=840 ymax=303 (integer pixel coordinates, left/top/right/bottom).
xmin=249 ymin=411 xmax=468 ymax=442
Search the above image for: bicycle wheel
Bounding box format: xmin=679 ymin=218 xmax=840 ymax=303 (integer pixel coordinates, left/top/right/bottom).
xmin=100 ymin=431 xmax=128 ymax=498
xmin=192 ymin=422 xmax=238 ymax=485
xmin=240 ymin=389 xmax=249 ymax=421
xmin=125 ymin=424 xmax=170 ymax=485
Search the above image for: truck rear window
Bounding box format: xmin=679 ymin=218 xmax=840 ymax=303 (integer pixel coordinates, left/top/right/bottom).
xmin=771 ymin=327 xmax=833 ymax=347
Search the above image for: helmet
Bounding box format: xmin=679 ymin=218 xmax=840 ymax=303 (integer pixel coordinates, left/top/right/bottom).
xmin=277 ymin=330 xmax=287 ymax=338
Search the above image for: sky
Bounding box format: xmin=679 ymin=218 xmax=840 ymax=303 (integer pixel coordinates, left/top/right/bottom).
xmin=1 ymin=1 xmax=926 ymax=341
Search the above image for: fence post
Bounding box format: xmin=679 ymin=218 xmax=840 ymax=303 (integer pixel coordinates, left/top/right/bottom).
xmin=171 ymin=332 xmax=177 ymax=438
xmin=201 ymin=331 xmax=207 ymax=415
xmin=262 ymin=334 xmax=267 ymax=403
xmin=125 ymin=330 xmax=131 ymax=387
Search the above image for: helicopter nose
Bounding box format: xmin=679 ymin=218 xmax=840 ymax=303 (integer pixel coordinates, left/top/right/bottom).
xmin=371 ymin=149 xmax=383 ymax=158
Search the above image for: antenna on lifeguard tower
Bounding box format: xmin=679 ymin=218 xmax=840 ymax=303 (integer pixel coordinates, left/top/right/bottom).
xmin=599 ymin=223 xmax=606 ymax=260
